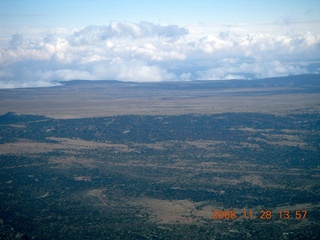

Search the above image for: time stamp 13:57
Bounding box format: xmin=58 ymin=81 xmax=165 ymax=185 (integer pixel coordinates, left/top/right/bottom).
xmin=212 ymin=210 xmax=308 ymax=220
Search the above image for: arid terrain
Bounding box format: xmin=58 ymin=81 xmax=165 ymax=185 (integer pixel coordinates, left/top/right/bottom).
xmin=0 ymin=74 xmax=319 ymax=239
xmin=1 ymin=75 xmax=319 ymax=118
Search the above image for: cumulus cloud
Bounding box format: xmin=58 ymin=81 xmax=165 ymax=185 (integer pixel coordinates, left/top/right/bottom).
xmin=0 ymin=21 xmax=319 ymax=88
xmin=69 ymin=22 xmax=188 ymax=46
xmin=197 ymin=59 xmax=309 ymax=80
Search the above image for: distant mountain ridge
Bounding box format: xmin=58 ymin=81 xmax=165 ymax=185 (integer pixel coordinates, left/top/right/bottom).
xmin=56 ymin=74 xmax=320 ymax=94
xmin=60 ymin=74 xmax=320 ymax=88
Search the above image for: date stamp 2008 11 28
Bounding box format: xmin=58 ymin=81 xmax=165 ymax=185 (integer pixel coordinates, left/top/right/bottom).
xmin=212 ymin=210 xmax=308 ymax=220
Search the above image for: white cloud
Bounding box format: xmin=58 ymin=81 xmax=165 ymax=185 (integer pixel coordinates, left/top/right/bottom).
xmin=0 ymin=21 xmax=319 ymax=88
xmin=69 ymin=22 xmax=188 ymax=46
xmin=90 ymin=60 xmax=175 ymax=82
xmin=197 ymin=60 xmax=309 ymax=80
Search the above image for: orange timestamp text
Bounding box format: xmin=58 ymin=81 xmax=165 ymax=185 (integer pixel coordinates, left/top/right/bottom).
xmin=212 ymin=209 xmax=307 ymax=220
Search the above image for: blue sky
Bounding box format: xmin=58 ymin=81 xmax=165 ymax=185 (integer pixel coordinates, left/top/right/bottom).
xmin=1 ymin=0 xmax=319 ymax=27
xmin=0 ymin=0 xmax=320 ymax=87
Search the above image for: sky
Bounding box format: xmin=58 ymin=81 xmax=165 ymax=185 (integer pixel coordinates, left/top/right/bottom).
xmin=0 ymin=0 xmax=320 ymax=88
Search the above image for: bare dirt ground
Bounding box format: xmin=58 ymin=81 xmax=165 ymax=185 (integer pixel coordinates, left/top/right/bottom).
xmin=0 ymin=80 xmax=319 ymax=118
xmin=0 ymin=137 xmax=133 ymax=155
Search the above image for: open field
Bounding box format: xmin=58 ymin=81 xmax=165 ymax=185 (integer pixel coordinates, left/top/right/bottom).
xmin=1 ymin=75 xmax=320 ymax=118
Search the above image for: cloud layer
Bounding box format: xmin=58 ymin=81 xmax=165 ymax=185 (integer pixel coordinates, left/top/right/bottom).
xmin=0 ymin=21 xmax=319 ymax=88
